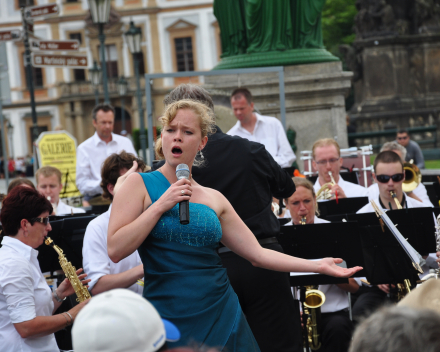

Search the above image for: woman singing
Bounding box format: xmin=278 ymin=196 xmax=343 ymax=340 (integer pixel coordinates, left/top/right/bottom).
xmin=0 ymin=186 xmax=89 ymax=352
xmin=108 ymin=100 xmax=362 ymax=351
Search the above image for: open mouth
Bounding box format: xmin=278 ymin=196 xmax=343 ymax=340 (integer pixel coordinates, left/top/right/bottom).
xmin=172 ymin=147 xmax=182 ymax=155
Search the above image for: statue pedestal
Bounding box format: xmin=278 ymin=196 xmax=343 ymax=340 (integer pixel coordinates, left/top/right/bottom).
xmin=205 ymin=61 xmax=352 ymax=170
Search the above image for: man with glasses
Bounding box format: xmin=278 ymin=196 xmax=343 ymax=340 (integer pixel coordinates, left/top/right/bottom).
xmin=396 ymin=129 xmax=425 ymax=169
xmin=312 ymin=138 xmax=369 ymax=199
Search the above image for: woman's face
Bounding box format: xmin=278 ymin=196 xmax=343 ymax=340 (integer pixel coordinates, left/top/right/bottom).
xmin=285 ymin=186 xmax=316 ymax=225
xmin=26 ymin=211 xmax=52 ymax=249
xmin=161 ymin=108 xmax=208 ymax=168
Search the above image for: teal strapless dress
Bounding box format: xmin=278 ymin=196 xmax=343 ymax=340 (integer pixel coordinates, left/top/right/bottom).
xmin=139 ymin=171 xmax=260 ymax=352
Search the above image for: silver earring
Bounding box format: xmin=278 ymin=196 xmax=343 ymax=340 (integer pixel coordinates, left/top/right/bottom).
xmin=200 ymin=150 xmax=204 ymax=160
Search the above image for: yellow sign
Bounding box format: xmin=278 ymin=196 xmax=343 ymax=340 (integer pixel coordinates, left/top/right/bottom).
xmin=36 ymin=131 xmax=80 ymax=198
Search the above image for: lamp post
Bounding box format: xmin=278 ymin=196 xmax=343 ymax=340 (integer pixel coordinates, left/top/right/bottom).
xmin=87 ymin=0 xmax=111 ymax=104
xmin=117 ymin=76 xmax=128 ymax=133
xmin=7 ymin=121 xmax=14 ymax=160
xmin=125 ymin=21 xmax=147 ymax=161
xmin=89 ymin=61 xmax=102 ymax=105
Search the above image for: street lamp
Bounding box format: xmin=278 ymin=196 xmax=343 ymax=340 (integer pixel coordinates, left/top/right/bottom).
xmin=7 ymin=121 xmax=14 ymax=159
xmin=87 ymin=0 xmax=111 ymax=104
xmin=117 ymin=76 xmax=128 ymax=133
xmin=125 ymin=21 xmax=147 ymax=161
xmin=89 ymin=60 xmax=102 ymax=105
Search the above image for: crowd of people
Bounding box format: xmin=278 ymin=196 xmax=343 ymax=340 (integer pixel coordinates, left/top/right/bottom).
xmin=0 ymin=83 xmax=439 ymax=352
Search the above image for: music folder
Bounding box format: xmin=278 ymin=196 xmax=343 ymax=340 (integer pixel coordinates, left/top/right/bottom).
xmin=276 ymin=222 xmax=366 ymax=286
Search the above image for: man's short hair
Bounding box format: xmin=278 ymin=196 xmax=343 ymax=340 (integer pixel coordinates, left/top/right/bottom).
xmin=397 ymin=129 xmax=409 ymax=135
xmin=231 ymin=88 xmax=253 ymax=105
xmin=312 ymin=138 xmax=341 ymax=159
xmin=380 ymin=141 xmax=407 ymax=160
xmin=163 ymin=84 xmax=214 ymax=111
xmin=35 ymin=166 xmax=62 ymax=185
xmin=373 ymin=150 xmax=404 ymax=173
xmin=349 ymin=306 xmax=440 ymax=352
xmin=100 ymin=151 xmax=148 ymax=200
xmin=92 ymin=103 xmax=115 ymax=121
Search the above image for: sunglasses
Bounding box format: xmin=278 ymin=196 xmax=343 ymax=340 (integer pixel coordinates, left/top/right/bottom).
xmin=397 ymin=136 xmax=408 ymax=140
xmin=29 ymin=216 xmax=50 ymax=226
xmin=375 ymin=173 xmax=404 ymax=183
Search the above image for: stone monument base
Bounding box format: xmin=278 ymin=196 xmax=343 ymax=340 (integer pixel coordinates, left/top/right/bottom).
xmin=213 ymin=48 xmax=339 ymax=70
xmin=205 ymin=61 xmax=353 ymax=170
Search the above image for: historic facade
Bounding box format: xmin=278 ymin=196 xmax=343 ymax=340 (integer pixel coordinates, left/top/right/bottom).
xmin=0 ymin=0 xmax=219 ymax=160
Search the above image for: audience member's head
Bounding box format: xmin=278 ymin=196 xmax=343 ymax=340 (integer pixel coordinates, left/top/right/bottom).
xmin=396 ymin=129 xmax=410 ymax=147
xmin=72 ymin=289 xmax=180 ymax=352
xmin=349 ymin=306 xmax=440 ymax=352
xmin=100 ymin=151 xmax=149 ymax=200
xmin=91 ymin=103 xmax=115 ymax=141
xmin=312 ymin=138 xmax=342 ymax=183
xmin=7 ymin=177 xmax=36 ymax=194
xmin=380 ymin=141 xmax=407 ymax=161
xmin=230 ymin=87 xmax=254 ymax=124
xmin=164 ymin=84 xmax=214 ymax=111
xmin=35 ymin=166 xmax=63 ymax=205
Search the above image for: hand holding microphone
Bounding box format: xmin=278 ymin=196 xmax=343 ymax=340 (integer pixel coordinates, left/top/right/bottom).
xmin=176 ymin=164 xmax=190 ymax=225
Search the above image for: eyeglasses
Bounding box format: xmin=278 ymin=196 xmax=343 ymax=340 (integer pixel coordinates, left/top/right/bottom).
xmin=315 ymin=158 xmax=340 ymax=165
xmin=29 ymin=216 xmax=50 ymax=226
xmin=376 ymin=173 xmax=404 ymax=183
xmin=397 ymin=136 xmax=408 ymax=140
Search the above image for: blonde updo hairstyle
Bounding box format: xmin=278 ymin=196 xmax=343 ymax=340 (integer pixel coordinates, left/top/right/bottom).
xmin=286 ymin=177 xmax=320 ymax=216
xmin=155 ymin=99 xmax=215 ymax=166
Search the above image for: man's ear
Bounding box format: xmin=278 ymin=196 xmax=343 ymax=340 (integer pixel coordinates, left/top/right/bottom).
xmin=107 ymin=183 xmax=115 ymax=197
xmin=372 ymin=172 xmax=377 ymax=182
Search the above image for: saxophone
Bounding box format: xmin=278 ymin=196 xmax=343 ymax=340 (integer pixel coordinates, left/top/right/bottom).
xmin=303 ymin=285 xmax=326 ymax=350
xmin=45 ymin=237 xmax=91 ymax=302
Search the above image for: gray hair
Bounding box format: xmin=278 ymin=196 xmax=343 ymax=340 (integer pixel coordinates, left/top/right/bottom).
xmin=380 ymin=141 xmax=407 ymax=160
xmin=163 ymin=84 xmax=214 ymax=111
xmin=349 ymin=306 xmax=440 ymax=352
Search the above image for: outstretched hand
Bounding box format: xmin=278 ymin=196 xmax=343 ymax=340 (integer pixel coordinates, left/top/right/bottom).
xmin=114 ymin=160 xmax=139 ymax=196
xmin=317 ymin=258 xmax=362 ymax=278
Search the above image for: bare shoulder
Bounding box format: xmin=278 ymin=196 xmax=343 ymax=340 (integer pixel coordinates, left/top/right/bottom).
xmin=113 ymin=172 xmax=151 ymax=210
xmin=194 ymin=185 xmax=228 ymax=216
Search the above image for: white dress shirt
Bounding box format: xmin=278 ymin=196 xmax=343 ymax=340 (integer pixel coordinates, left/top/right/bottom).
xmin=314 ymin=175 xmax=369 ymax=199
xmin=226 ymin=113 xmax=296 ymax=167
xmin=56 ymin=200 xmax=86 ymax=216
xmin=76 ymin=132 xmax=137 ymax=196
xmin=82 ymin=204 xmax=143 ymax=295
xmin=357 ymin=193 xmax=430 ymax=214
xmin=0 ymin=236 xmax=59 ymax=352
xmin=367 ymin=182 xmax=434 ymax=207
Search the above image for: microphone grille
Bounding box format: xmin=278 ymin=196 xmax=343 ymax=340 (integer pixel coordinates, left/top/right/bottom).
xmin=176 ymin=164 xmax=190 ymax=180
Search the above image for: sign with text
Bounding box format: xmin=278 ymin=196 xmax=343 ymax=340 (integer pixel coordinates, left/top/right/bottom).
xmin=25 ymin=4 xmax=59 ymax=19
xmin=32 ymin=53 xmax=88 ymax=68
xmin=39 ymin=40 xmax=80 ymax=52
xmin=36 ymin=131 xmax=81 ymax=198
xmin=0 ymin=30 xmax=22 ymax=42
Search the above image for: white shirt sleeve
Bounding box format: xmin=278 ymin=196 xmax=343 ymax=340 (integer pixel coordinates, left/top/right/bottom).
xmin=0 ymin=258 xmax=37 ymax=323
xmin=412 ymin=183 xmax=434 ymax=207
xmin=273 ymin=120 xmax=296 ymax=168
xmin=76 ymin=145 xmax=102 ymax=195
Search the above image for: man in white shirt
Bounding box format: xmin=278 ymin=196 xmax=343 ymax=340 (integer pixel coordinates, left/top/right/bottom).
xmin=36 ymin=166 xmax=86 ymax=216
xmin=82 ymin=151 xmax=147 ymax=296
xmin=312 ymin=138 xmax=369 ymax=199
xmin=367 ymin=141 xmax=433 ymax=207
xmin=76 ymin=104 xmax=137 ymax=202
xmin=227 ymin=88 xmax=296 ymax=167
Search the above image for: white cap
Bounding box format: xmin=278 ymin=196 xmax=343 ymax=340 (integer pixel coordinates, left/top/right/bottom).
xmin=72 ymin=289 xmax=180 ymax=352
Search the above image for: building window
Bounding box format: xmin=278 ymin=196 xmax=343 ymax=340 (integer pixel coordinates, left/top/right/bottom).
xmin=174 ymin=37 xmax=194 ymax=72
xmin=134 ymin=52 xmax=145 ymax=75
xmin=69 ymin=32 xmax=82 ymax=45
xmin=73 ymin=69 xmax=85 ymax=81
xmin=16 ymin=0 xmax=35 ymax=10
xmin=23 ymin=53 xmax=43 ymax=88
xmin=99 ymin=44 xmax=118 ymax=78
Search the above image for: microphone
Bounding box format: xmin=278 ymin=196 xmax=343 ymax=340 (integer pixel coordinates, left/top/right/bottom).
xmin=176 ymin=164 xmax=190 ymax=225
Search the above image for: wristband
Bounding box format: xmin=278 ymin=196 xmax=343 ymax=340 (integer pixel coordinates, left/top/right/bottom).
xmin=61 ymin=313 xmax=71 ymax=327
xmin=53 ymin=290 xmax=66 ymax=303
xmin=65 ymin=312 xmax=74 ymax=324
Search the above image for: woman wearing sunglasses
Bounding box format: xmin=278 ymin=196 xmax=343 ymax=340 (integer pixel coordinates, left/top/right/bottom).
xmin=0 ymin=186 xmax=89 ymax=352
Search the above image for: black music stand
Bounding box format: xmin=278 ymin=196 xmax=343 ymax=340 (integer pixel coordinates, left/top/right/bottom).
xmin=277 ymin=222 xmax=366 ymax=286
xmin=317 ymin=197 xmax=369 ymax=221
xmin=278 ymin=218 xmax=291 ymax=226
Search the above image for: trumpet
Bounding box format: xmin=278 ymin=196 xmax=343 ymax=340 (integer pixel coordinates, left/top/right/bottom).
xmin=303 ymin=286 xmax=326 ymax=350
xmin=316 ymin=172 xmax=336 ymax=200
xmin=300 ymin=216 xmax=306 ymax=225
xmin=389 ymin=191 xmax=403 ymax=209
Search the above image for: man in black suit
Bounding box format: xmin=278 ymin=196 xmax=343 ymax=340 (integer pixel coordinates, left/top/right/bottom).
xmin=154 ymin=84 xmax=300 ymax=352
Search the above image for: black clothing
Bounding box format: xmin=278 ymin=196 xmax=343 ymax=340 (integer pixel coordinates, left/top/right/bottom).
xmin=320 ymin=310 xmax=353 ymax=352
xmin=153 ymin=126 xmax=299 ymax=352
xmin=352 ymin=286 xmax=388 ymax=325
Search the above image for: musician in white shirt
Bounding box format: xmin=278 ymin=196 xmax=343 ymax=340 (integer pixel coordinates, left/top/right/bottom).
xmin=76 ymin=104 xmax=137 ymax=202
xmin=367 ymin=142 xmax=433 ymax=207
xmin=36 ymin=166 xmax=85 ymax=216
xmin=82 ymin=151 xmax=147 ymax=296
xmin=227 ymin=88 xmax=296 ymax=168
xmin=284 ymin=177 xmax=358 ymax=352
xmin=312 ymin=138 xmax=369 ymax=199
